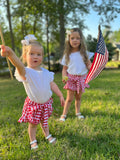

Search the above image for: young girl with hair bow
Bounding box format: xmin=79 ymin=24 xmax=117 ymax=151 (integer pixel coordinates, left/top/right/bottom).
xmin=0 ymin=34 xmax=65 ymax=150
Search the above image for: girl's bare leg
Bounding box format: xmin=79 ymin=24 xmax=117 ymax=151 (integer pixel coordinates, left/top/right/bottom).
xmin=40 ymin=120 xmax=49 ymax=137
xmin=40 ymin=121 xmax=56 ymax=143
xmin=28 ymin=123 xmax=37 ymax=148
xmin=61 ymin=90 xmax=74 ymax=117
xmin=75 ymin=90 xmax=82 ymax=114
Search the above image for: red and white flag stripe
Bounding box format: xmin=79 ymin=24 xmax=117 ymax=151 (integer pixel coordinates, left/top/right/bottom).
xmin=85 ymin=45 xmax=108 ymax=84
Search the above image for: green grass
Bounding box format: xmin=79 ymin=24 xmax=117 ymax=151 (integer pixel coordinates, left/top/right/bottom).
xmin=0 ymin=69 xmax=120 ymax=160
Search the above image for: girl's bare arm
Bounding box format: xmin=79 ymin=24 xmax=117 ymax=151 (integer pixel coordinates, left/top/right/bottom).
xmin=62 ymin=65 xmax=68 ymax=77
xmin=50 ymin=81 xmax=65 ymax=106
xmin=62 ymin=65 xmax=68 ymax=83
xmin=87 ymin=60 xmax=92 ymax=70
xmin=0 ymin=45 xmax=26 ymax=80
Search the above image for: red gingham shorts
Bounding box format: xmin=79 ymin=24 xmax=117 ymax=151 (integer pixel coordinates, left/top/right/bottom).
xmin=18 ymin=97 xmax=53 ymax=128
xmin=64 ymin=73 xmax=89 ymax=94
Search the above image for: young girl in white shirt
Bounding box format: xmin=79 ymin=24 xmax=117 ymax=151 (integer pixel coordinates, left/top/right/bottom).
xmin=0 ymin=35 xmax=64 ymax=150
xmin=60 ymin=28 xmax=93 ymax=122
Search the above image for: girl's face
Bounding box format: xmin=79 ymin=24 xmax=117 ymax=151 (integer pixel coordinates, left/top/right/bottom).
xmin=25 ymin=45 xmax=43 ymax=70
xmin=69 ymin=32 xmax=81 ymax=52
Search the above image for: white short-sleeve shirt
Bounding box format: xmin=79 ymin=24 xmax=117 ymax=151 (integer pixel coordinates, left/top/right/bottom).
xmin=14 ymin=67 xmax=54 ymax=104
xmin=61 ymin=51 xmax=94 ymax=75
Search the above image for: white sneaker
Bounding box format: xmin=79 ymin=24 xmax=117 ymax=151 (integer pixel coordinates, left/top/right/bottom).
xmin=59 ymin=115 xmax=67 ymax=122
xmin=76 ymin=113 xmax=84 ymax=119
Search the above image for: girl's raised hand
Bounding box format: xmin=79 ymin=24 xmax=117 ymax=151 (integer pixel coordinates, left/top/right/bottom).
xmin=0 ymin=45 xmax=13 ymax=57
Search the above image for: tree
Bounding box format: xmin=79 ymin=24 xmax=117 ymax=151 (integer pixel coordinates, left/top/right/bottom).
xmin=57 ymin=0 xmax=91 ymax=57
xmin=12 ymin=0 xmax=44 ymax=41
xmin=54 ymin=0 xmax=120 ymax=59
xmin=111 ymin=29 xmax=120 ymax=42
xmin=0 ymin=0 xmax=120 ymax=72
xmin=86 ymin=35 xmax=97 ymax=53
xmin=91 ymin=0 xmax=120 ymax=25
xmin=104 ymin=30 xmax=117 ymax=61
xmin=6 ymin=0 xmax=15 ymax=51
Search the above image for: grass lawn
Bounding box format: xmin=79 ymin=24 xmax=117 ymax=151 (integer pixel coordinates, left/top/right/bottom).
xmin=0 ymin=69 xmax=120 ymax=160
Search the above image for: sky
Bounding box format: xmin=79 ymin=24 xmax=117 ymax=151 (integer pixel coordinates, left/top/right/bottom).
xmin=83 ymin=9 xmax=120 ymax=39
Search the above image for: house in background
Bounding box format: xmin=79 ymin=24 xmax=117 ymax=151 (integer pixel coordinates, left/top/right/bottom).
xmin=112 ymin=43 xmax=120 ymax=61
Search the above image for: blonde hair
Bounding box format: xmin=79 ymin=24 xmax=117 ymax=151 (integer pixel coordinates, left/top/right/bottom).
xmin=21 ymin=40 xmax=44 ymax=64
xmin=63 ymin=28 xmax=89 ymax=68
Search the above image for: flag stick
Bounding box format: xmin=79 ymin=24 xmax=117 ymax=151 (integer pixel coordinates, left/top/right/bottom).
xmin=97 ymin=25 xmax=101 ymax=42
xmin=0 ymin=25 xmax=13 ymax=80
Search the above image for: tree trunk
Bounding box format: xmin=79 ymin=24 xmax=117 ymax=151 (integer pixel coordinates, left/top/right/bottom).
xmin=6 ymin=0 xmax=15 ymax=76
xmin=6 ymin=0 xmax=15 ymax=51
xmin=33 ymin=15 xmax=37 ymax=34
xmin=58 ymin=0 xmax=65 ymax=58
xmin=21 ymin=17 xmax=24 ymax=39
xmin=46 ymin=15 xmax=50 ymax=71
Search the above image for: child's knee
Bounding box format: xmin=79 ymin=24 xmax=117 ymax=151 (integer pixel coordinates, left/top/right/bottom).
xmin=75 ymin=92 xmax=82 ymax=100
xmin=29 ymin=123 xmax=37 ymax=128
xmin=66 ymin=98 xmax=73 ymax=103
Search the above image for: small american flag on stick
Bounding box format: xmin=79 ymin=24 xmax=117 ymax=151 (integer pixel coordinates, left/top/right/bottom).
xmin=85 ymin=25 xmax=109 ymax=84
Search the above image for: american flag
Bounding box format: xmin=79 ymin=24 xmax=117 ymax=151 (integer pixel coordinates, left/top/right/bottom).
xmin=85 ymin=26 xmax=109 ymax=84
